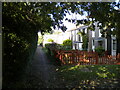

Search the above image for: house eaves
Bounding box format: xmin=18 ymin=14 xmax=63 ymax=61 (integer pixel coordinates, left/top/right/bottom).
xmin=66 ymin=25 xmax=89 ymax=32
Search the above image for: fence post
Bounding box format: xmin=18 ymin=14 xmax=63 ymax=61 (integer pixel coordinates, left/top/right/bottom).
xmin=72 ymin=51 xmax=74 ymax=64
xmin=96 ymin=52 xmax=98 ymax=64
xmin=117 ymin=53 xmax=120 ymax=62
xmin=59 ymin=52 xmax=62 ymax=61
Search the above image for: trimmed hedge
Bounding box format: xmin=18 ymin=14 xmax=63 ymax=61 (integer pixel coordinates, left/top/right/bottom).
xmin=62 ymin=39 xmax=72 ymax=50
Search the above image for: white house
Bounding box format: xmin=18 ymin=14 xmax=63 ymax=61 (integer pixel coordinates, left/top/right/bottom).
xmin=89 ymin=22 xmax=117 ymax=56
xmin=66 ymin=25 xmax=88 ymax=50
xmin=66 ymin=22 xmax=117 ymax=56
xmin=42 ymin=22 xmax=117 ymax=56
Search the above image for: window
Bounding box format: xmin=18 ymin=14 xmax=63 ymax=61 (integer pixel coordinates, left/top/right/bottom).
xmin=83 ymin=28 xmax=85 ymax=33
xmin=92 ymin=40 xmax=94 ymax=46
xmin=75 ymin=44 xmax=77 ymax=49
xmin=98 ymin=41 xmax=102 ymax=47
xmin=78 ymin=35 xmax=81 ymax=41
xmin=113 ymin=40 xmax=116 ymax=50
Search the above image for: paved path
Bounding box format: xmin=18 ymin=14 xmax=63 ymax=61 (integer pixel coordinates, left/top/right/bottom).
xmin=23 ymin=46 xmax=64 ymax=88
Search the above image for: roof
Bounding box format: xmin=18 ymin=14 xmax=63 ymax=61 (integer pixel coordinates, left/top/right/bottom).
xmin=66 ymin=25 xmax=89 ymax=32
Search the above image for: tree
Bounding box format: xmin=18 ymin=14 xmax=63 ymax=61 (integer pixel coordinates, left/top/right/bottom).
xmin=3 ymin=2 xmax=81 ymax=87
xmin=3 ymin=2 xmax=120 ymax=88
xmin=38 ymin=34 xmax=43 ymax=45
xmin=74 ymin=2 xmax=120 ymax=54
xmin=56 ymin=2 xmax=120 ymax=54
xmin=2 ymin=2 xmax=68 ymax=88
xmin=78 ymin=31 xmax=88 ymax=50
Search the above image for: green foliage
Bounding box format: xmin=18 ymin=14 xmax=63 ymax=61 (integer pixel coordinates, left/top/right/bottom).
xmin=82 ymin=35 xmax=88 ymax=51
xmin=3 ymin=2 xmax=120 ymax=88
xmin=3 ymin=2 xmax=42 ymax=87
xmin=45 ymin=43 xmax=57 ymax=50
xmin=42 ymin=47 xmax=61 ymax=66
xmin=57 ymin=65 xmax=120 ymax=88
xmin=47 ymin=39 xmax=54 ymax=42
xmin=38 ymin=35 xmax=43 ymax=45
xmin=78 ymin=31 xmax=88 ymax=50
xmin=95 ymin=46 xmax=105 ymax=56
xmin=77 ymin=2 xmax=120 ymax=40
xmin=96 ymin=66 xmax=115 ymax=79
xmin=62 ymin=39 xmax=72 ymax=49
xmin=45 ymin=43 xmax=52 ymax=48
xmin=55 ymin=44 xmax=63 ymax=50
xmin=2 ymin=2 xmax=70 ymax=86
xmin=45 ymin=43 xmax=59 ymax=56
xmin=3 ymin=30 xmax=38 ymax=88
xmin=63 ymin=39 xmax=72 ymax=46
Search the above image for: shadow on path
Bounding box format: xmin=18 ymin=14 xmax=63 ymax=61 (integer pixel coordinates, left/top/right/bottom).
xmin=23 ymin=46 xmax=64 ymax=88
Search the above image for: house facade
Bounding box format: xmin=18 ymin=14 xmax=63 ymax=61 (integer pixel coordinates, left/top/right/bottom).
xmin=42 ymin=23 xmax=117 ymax=56
xmin=66 ymin=25 xmax=88 ymax=50
xmin=66 ymin=22 xmax=117 ymax=56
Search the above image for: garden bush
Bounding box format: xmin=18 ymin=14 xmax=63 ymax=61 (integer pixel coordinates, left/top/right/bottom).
xmin=62 ymin=39 xmax=72 ymax=49
xmin=45 ymin=43 xmax=58 ymax=55
xmin=3 ymin=3 xmax=38 ymax=88
xmin=95 ymin=46 xmax=105 ymax=56
xmin=47 ymin=38 xmax=54 ymax=42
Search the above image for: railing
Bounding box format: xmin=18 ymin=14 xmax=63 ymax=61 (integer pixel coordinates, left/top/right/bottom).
xmin=55 ymin=50 xmax=98 ymax=65
xmin=52 ymin=50 xmax=120 ymax=65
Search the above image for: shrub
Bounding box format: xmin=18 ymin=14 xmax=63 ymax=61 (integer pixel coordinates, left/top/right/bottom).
xmin=38 ymin=35 xmax=43 ymax=45
xmin=56 ymin=44 xmax=63 ymax=50
xmin=47 ymin=39 xmax=54 ymax=42
xmin=95 ymin=46 xmax=105 ymax=56
xmin=82 ymin=35 xmax=88 ymax=51
xmin=45 ymin=43 xmax=57 ymax=55
xmin=45 ymin=43 xmax=57 ymax=49
xmin=62 ymin=39 xmax=72 ymax=49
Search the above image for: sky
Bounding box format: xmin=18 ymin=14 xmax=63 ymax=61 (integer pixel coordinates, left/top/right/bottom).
xmin=52 ymin=11 xmax=88 ymax=32
xmin=44 ymin=1 xmax=120 ymax=33
xmin=62 ymin=12 xmax=87 ymax=31
xmin=62 ymin=2 xmax=120 ymax=31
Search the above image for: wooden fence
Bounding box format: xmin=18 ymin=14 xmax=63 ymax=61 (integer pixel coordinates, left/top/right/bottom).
xmin=52 ymin=50 xmax=120 ymax=65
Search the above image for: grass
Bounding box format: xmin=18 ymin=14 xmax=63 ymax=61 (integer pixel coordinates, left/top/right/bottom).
xmin=56 ymin=65 xmax=120 ymax=89
xmin=42 ymin=47 xmax=120 ymax=89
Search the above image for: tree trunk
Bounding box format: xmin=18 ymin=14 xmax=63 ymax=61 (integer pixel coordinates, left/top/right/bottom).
xmin=107 ymin=28 xmax=111 ymax=55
